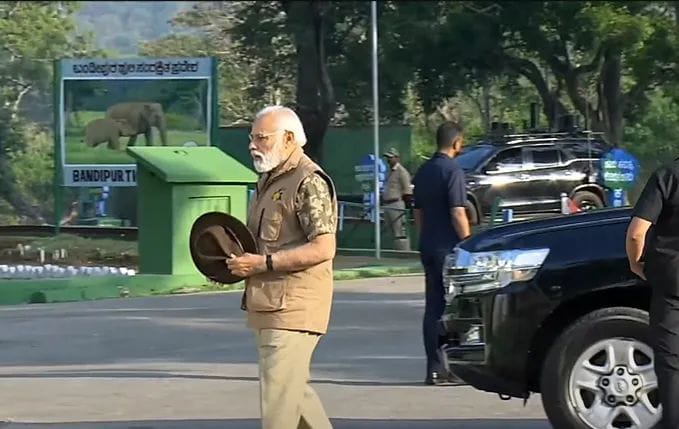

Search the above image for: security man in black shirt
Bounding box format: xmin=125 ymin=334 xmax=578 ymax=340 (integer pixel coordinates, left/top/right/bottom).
xmin=412 ymin=121 xmax=471 ymax=385
xmin=626 ymin=163 xmax=679 ymax=429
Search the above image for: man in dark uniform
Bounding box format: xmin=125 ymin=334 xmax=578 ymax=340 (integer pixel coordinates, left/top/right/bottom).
xmin=412 ymin=121 xmax=471 ymax=385
xmin=626 ymin=163 xmax=679 ymax=429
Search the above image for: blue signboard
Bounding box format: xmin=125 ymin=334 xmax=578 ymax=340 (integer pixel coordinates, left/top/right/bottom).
xmin=354 ymin=154 xmax=387 ymax=221
xmin=600 ymin=148 xmax=641 ymax=207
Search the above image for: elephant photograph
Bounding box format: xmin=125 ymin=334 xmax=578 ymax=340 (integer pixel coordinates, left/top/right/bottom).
xmin=105 ymin=102 xmax=168 ymax=147
xmin=63 ymin=78 xmax=210 ymax=165
xmin=83 ymin=117 xmax=137 ymax=150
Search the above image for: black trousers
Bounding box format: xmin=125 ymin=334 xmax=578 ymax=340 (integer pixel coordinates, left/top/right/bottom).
xmin=421 ymin=250 xmax=448 ymax=375
xmin=649 ymin=289 xmax=679 ymax=429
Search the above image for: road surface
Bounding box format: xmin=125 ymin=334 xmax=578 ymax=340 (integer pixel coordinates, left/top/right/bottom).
xmin=0 ymin=275 xmax=550 ymax=428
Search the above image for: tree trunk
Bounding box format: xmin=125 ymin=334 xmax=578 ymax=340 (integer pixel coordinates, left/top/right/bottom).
xmin=482 ymin=77 xmax=491 ymax=132
xmin=503 ymin=54 xmax=568 ymax=129
xmin=287 ymin=1 xmax=336 ymax=165
xmin=600 ymin=48 xmax=623 ymax=147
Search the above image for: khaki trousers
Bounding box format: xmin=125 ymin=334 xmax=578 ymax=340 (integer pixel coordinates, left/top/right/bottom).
xmin=384 ymin=201 xmax=410 ymax=251
xmin=255 ymin=328 xmax=333 ymax=429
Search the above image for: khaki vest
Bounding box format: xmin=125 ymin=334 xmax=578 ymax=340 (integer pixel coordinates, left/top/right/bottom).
xmin=243 ymin=147 xmax=337 ymax=335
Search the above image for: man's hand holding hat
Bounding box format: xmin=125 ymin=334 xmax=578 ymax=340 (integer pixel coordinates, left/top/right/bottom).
xmin=226 ymin=252 xmax=267 ymax=278
xmin=189 ymin=211 xmax=259 ymax=284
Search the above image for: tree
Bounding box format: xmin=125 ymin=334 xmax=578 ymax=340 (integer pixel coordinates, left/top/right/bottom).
xmin=495 ymin=1 xmax=678 ymax=146
xmin=384 ymin=1 xmax=678 ymax=146
xmin=146 ymin=1 xmax=407 ymax=163
xmin=140 ymin=2 xmax=296 ymax=126
xmin=0 ymin=1 xmax=99 ymax=222
xmin=222 ymin=1 xmax=353 ymax=163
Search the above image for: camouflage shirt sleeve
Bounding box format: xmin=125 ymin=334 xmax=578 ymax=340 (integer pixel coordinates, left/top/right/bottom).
xmin=295 ymin=172 xmax=337 ymax=240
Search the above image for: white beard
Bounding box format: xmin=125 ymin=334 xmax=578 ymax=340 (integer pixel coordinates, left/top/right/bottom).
xmin=251 ymin=143 xmax=284 ymax=173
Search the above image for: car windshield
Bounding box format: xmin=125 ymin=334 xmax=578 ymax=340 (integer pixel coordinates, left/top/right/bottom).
xmin=456 ymin=144 xmax=495 ymax=171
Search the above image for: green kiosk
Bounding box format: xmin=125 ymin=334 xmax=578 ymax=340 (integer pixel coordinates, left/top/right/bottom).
xmin=127 ymin=146 xmax=258 ymax=276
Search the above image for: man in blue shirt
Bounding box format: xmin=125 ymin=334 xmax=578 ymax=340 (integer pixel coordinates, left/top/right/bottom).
xmin=412 ymin=121 xmax=471 ymax=385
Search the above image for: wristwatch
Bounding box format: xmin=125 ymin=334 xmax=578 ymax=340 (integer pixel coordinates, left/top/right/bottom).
xmin=266 ymin=254 xmax=274 ymax=271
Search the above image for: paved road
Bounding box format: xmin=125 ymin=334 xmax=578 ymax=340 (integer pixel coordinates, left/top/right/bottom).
xmin=0 ymin=275 xmax=550 ymax=429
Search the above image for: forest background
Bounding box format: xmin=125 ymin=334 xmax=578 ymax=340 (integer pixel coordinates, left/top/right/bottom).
xmin=1 ymin=0 xmax=678 ymax=224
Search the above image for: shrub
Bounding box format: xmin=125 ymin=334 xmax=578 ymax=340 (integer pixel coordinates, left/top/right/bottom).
xmin=8 ymin=124 xmax=55 ymax=221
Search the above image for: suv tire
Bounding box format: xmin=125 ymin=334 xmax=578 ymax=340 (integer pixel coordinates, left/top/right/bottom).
xmin=572 ymin=190 xmax=604 ymax=211
xmin=540 ymin=307 xmax=660 ymax=429
xmin=465 ymin=200 xmax=479 ymax=226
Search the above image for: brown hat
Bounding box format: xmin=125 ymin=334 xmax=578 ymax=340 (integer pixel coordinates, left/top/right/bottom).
xmin=189 ymin=211 xmax=258 ymax=284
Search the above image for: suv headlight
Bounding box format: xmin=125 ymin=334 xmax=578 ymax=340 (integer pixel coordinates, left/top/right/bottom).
xmin=443 ymin=247 xmax=550 ymax=297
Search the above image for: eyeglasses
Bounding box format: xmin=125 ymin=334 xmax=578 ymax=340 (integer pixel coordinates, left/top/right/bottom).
xmin=248 ymin=129 xmax=291 ymax=143
xmin=248 ymin=129 xmax=292 ymax=143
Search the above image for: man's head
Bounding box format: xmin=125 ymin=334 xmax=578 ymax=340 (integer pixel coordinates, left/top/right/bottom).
xmin=383 ymin=147 xmax=400 ymax=168
xmin=248 ymin=105 xmax=307 ymax=173
xmin=436 ymin=121 xmax=464 ymax=157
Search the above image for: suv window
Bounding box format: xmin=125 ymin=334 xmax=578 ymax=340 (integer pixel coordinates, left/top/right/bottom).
xmin=485 ymin=148 xmax=523 ymax=172
xmin=456 ymin=144 xmax=495 ymax=171
xmin=564 ymin=141 xmax=606 ymax=159
xmin=526 ymin=147 xmax=561 ymax=169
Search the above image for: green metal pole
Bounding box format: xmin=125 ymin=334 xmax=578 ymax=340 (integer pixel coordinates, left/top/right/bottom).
xmin=52 ymin=60 xmax=63 ymax=235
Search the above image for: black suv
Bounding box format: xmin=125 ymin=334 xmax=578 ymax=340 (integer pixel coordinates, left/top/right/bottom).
xmin=439 ymin=207 xmax=659 ymax=429
xmin=456 ymin=132 xmax=610 ymax=225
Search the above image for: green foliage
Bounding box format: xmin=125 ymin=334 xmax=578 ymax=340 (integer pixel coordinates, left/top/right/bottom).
xmin=140 ymin=3 xmax=295 ymax=126
xmin=0 ymin=1 xmax=101 ymax=221
xmin=1 ymin=0 xmax=678 ymax=222
xmin=623 ymin=88 xmax=679 ymax=200
xmin=373 ymin=1 xmax=678 ymax=147
xmin=624 ymin=89 xmax=679 ymax=163
xmin=7 ymin=121 xmax=54 ymax=218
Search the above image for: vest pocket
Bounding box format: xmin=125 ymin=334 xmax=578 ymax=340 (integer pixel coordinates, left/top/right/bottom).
xmin=259 ymin=210 xmax=283 ymax=242
xmin=246 ymin=280 xmax=287 ymax=312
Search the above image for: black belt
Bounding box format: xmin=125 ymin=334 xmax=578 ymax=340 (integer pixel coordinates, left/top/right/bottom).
xmin=382 ymin=198 xmax=400 ymax=204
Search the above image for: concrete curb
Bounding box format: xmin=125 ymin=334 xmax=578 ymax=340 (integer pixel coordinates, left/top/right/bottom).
xmin=0 ymin=265 xmax=423 ymax=306
xmin=332 ymin=264 xmax=423 ymax=281
xmin=0 ymin=274 xmax=214 ymax=306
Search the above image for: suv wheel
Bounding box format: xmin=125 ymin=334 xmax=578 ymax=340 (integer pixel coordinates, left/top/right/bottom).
xmin=572 ymin=191 xmax=604 ymax=211
xmin=541 ymin=307 xmax=661 ymax=429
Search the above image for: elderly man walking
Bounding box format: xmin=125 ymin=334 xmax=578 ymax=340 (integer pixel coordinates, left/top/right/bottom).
xmin=227 ymin=105 xmax=337 ymax=429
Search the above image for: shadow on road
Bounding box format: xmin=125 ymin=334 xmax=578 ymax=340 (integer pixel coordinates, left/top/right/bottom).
xmin=0 ymin=368 xmax=442 ymax=387
xmin=1 ymin=418 xmax=551 ymax=429
xmin=0 ymin=291 xmax=449 ymax=386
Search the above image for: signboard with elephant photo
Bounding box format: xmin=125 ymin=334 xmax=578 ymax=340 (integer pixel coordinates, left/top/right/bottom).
xmin=54 ymin=57 xmax=217 ymax=187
